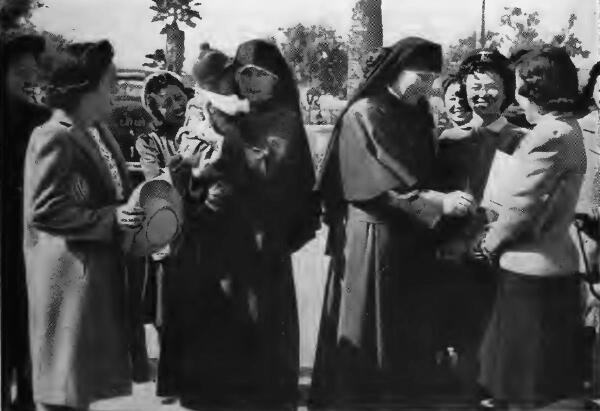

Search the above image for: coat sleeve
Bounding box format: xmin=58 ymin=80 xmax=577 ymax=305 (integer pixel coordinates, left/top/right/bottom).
xmin=28 ymin=129 xmax=119 ymax=243
xmin=136 ymin=134 xmax=162 ymax=180
xmin=376 ymin=189 xmax=445 ymax=228
xmin=482 ymin=132 xmax=565 ymax=252
xmin=168 ymin=151 xmax=235 ymax=227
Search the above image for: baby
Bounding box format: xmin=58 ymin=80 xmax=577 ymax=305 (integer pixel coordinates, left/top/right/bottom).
xmin=175 ymin=44 xmax=249 ymax=179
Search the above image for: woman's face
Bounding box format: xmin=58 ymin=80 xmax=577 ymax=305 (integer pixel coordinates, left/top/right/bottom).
xmin=152 ymin=84 xmax=188 ymax=126
xmin=593 ymin=76 xmax=600 ymax=110
xmin=89 ymin=63 xmax=117 ymax=120
xmin=392 ymin=69 xmax=437 ymax=102
xmin=514 ymin=71 xmax=541 ymax=124
xmin=465 ymin=70 xmax=505 ymax=117
xmin=6 ymin=53 xmax=40 ymax=102
xmin=237 ymin=66 xmax=278 ymax=103
xmin=444 ymin=82 xmax=472 ymax=126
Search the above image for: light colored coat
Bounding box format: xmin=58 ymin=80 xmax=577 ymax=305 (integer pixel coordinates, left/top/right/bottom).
xmin=23 ymin=110 xmax=132 ymax=407
xmin=482 ymin=112 xmax=587 ymax=276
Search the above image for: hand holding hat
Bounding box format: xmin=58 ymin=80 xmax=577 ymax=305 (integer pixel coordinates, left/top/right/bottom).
xmin=120 ymin=169 xmax=184 ymax=256
xmin=115 ymin=196 xmax=145 ymax=232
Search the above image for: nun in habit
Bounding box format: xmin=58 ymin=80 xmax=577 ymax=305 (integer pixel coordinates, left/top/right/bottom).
xmin=232 ymin=39 xmax=320 ymax=406
xmin=310 ymin=37 xmax=475 ymax=405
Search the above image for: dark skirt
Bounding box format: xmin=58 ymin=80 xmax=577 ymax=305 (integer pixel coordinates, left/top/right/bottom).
xmin=310 ymin=205 xmax=441 ymax=405
xmin=157 ymin=227 xmax=261 ymax=407
xmin=479 ymin=269 xmax=585 ymax=404
xmin=157 ymin=231 xmax=299 ymax=408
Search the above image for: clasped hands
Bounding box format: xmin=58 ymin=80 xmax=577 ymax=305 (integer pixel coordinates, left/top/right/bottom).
xmin=441 ymin=190 xmax=499 ymax=268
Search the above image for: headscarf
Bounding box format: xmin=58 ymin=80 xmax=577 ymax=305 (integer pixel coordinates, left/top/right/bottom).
xmin=141 ymin=70 xmax=186 ymax=124
xmin=316 ymin=36 xmax=442 ymax=190
xmin=232 ymin=39 xmax=302 ymax=113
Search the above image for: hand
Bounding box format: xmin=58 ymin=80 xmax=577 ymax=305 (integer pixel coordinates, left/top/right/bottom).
xmin=465 ymin=236 xmax=498 ymax=269
xmin=443 ymin=191 xmax=475 ymax=217
xmin=115 ymin=203 xmax=145 ymax=231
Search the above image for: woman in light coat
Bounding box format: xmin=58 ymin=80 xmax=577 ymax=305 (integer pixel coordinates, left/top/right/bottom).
xmin=473 ymin=46 xmax=588 ymax=410
xmin=23 ymin=40 xmax=144 ymax=411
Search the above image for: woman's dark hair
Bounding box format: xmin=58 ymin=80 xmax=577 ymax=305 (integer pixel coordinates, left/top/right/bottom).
xmin=442 ymin=72 xmax=469 ymax=103
xmin=44 ymin=40 xmax=114 ymax=111
xmin=580 ymin=60 xmax=600 ymax=112
xmin=512 ymin=46 xmax=579 ymax=113
xmin=458 ymin=48 xmax=514 ymax=112
xmin=143 ymin=72 xmax=186 ymax=122
xmin=0 ymin=33 xmax=45 ymax=73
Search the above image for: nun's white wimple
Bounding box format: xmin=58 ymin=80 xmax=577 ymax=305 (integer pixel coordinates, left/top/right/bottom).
xmin=236 ymin=64 xmax=279 ymax=80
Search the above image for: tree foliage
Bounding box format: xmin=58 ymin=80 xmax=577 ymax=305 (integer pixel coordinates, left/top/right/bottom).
xmin=146 ymin=0 xmax=202 ymax=74
xmin=278 ymin=24 xmax=348 ymax=99
xmin=149 ymin=0 xmax=202 ymax=28
xmin=445 ymin=7 xmax=590 ymax=68
xmin=0 ymin=0 xmax=45 ymax=31
xmin=143 ymin=48 xmax=167 ymax=69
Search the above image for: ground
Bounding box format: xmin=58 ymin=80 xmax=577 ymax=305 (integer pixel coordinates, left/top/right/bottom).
xmin=90 ymin=381 xmax=600 ymax=411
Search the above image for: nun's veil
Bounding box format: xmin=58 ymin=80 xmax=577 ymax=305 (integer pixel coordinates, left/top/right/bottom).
xmin=316 ymin=36 xmax=442 ymax=191
xmin=233 ymin=39 xmax=302 ymax=112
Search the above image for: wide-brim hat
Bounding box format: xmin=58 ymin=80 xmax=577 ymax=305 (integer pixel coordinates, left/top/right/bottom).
xmin=122 ymin=170 xmax=184 ymax=257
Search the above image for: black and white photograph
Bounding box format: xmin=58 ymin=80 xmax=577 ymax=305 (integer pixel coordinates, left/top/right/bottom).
xmin=1 ymin=0 xmax=600 ymax=410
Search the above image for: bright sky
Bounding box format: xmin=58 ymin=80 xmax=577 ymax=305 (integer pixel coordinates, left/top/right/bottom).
xmin=31 ymin=0 xmax=598 ymax=73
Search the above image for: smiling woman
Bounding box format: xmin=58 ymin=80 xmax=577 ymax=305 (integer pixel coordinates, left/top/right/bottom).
xmin=136 ymin=72 xmax=189 ymax=180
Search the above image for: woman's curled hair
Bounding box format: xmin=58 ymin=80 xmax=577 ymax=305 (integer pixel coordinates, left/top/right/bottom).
xmin=512 ymin=46 xmax=579 ymax=113
xmin=43 ymin=40 xmax=114 ymax=111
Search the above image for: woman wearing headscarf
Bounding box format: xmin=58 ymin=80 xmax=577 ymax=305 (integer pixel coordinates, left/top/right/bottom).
xmin=137 ymin=71 xmax=189 ymax=179
xmin=133 ymin=71 xmax=189 ymax=337
xmin=309 ymin=37 xmax=475 ymax=406
xmin=231 ymin=39 xmax=320 ymax=406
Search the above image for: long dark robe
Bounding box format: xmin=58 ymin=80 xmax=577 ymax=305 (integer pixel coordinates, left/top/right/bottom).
xmin=311 ymin=92 xmax=444 ymax=405
xmin=1 ymin=97 xmax=50 ymax=408
xmin=156 ymin=137 xmax=261 ymax=408
xmin=239 ymin=103 xmax=318 ymax=405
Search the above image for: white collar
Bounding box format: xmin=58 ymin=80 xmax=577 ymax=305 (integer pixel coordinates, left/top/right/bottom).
xmin=485 ymin=116 xmax=508 ymax=133
xmin=387 ymin=86 xmax=403 ymax=101
xmin=237 ymin=64 xmax=279 ymax=80
xmin=200 ymin=89 xmax=250 ymax=115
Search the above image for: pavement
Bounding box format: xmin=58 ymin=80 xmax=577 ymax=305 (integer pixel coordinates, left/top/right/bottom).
xmin=90 ymin=382 xmax=600 ymax=411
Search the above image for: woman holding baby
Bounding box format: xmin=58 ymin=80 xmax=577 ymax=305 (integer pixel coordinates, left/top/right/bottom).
xmin=155 ymin=40 xmax=318 ymax=410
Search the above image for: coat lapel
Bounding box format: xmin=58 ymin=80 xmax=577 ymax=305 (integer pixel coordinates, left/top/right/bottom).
xmin=51 ymin=110 xmax=120 ymax=199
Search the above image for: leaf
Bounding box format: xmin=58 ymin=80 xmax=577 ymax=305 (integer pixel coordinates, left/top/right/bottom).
xmin=568 ymin=13 xmax=576 ymax=30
